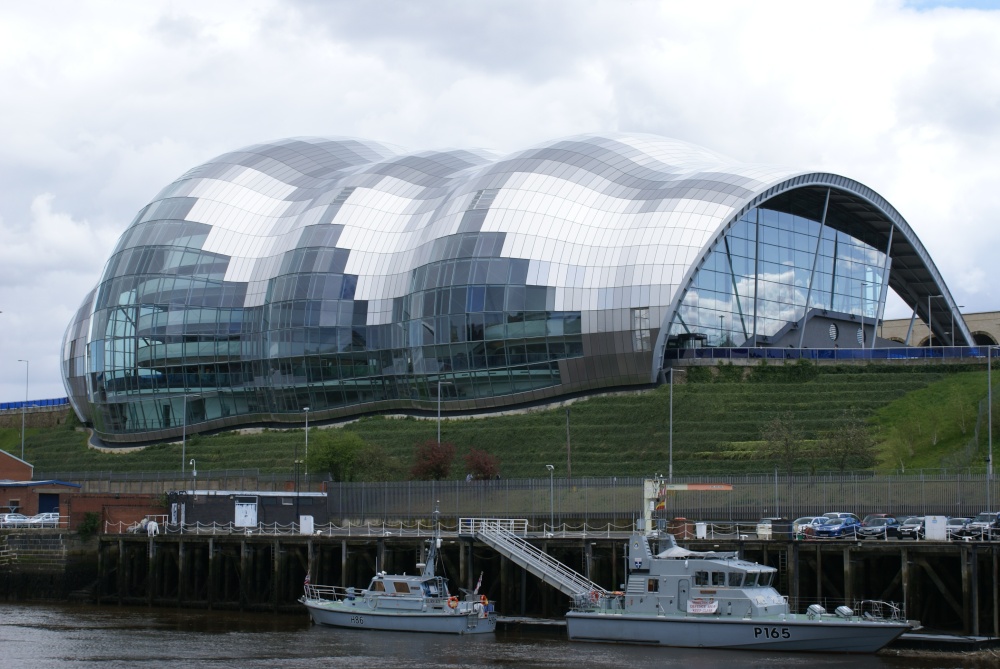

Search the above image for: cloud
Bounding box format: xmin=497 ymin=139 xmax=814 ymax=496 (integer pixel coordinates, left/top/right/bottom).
xmin=2 ymin=0 xmax=1000 ymax=400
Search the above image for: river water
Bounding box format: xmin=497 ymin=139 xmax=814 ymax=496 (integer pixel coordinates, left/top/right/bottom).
xmin=0 ymin=602 xmax=994 ymax=669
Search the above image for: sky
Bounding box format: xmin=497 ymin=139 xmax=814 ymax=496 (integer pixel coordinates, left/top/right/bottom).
xmin=2 ymin=0 xmax=999 ymax=401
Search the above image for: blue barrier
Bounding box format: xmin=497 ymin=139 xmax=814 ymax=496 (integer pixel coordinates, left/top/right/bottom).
xmin=664 ymin=345 xmax=989 ymax=363
xmin=0 ymin=397 xmax=70 ymax=411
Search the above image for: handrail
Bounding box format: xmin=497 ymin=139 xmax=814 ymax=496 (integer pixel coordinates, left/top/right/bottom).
xmin=473 ymin=519 xmax=605 ymax=597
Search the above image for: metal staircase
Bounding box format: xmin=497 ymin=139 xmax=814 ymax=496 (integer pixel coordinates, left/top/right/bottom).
xmin=459 ymin=518 xmax=605 ymax=599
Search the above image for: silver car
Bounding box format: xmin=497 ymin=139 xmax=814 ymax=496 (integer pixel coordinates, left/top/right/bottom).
xmin=0 ymin=513 xmax=31 ymax=528
xmin=28 ymin=512 xmax=61 ymax=528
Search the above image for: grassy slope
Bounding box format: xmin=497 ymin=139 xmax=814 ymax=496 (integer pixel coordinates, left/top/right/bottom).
xmin=7 ymin=363 xmax=994 ymax=479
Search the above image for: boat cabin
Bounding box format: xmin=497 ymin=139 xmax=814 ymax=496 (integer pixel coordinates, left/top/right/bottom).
xmin=617 ymin=532 xmax=787 ymax=617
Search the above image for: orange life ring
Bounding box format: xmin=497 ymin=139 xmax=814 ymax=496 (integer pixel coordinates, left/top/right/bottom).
xmin=447 ymin=596 xmax=459 ymax=609
xmin=480 ymin=594 xmax=488 ymax=606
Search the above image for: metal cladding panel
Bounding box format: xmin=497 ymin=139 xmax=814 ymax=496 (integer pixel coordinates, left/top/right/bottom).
xmin=61 ymin=133 xmax=947 ymax=441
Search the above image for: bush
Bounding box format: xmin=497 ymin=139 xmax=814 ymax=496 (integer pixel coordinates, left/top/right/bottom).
xmin=78 ymin=512 xmax=101 ymax=540
xmin=464 ymin=448 xmax=501 ymax=480
xmin=410 ymin=440 xmax=456 ymax=480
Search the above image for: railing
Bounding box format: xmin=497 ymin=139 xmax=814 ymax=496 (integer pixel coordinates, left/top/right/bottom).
xmin=459 ymin=517 xmax=529 ymax=537
xmin=472 ymin=518 xmax=604 ymax=597
xmin=0 ymin=514 xmax=68 ymax=530
xmin=0 ymin=397 xmax=70 ymax=412
xmin=664 ymin=345 xmax=990 ymax=363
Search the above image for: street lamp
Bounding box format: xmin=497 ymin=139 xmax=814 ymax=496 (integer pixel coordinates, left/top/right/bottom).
xmin=545 ymin=464 xmax=554 ymax=534
xmin=189 ymin=459 xmax=197 ymax=480
xmin=668 ymin=367 xmax=687 ymax=483
xmin=860 ymin=282 xmax=867 ymax=350
xmin=181 ymin=393 xmax=200 ymax=476
xmin=437 ymin=378 xmax=453 ymax=444
xmin=17 ymin=359 xmax=28 ymax=460
xmin=303 ymin=407 xmax=310 ymax=478
xmin=951 ymin=306 xmax=965 ymax=346
xmin=989 ymin=346 xmax=994 ymax=510
xmin=927 ymin=294 xmax=942 ymax=346
xmin=565 ymin=408 xmax=571 ymax=479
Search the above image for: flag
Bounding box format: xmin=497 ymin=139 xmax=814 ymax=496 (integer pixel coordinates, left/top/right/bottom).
xmin=474 ymin=571 xmax=483 ymax=594
xmin=655 ymin=499 xmax=666 ymax=510
xmin=304 ymin=572 xmax=311 ymax=587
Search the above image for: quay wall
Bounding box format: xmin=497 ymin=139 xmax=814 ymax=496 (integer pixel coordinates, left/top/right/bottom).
xmin=4 ymin=529 xmax=998 ymax=637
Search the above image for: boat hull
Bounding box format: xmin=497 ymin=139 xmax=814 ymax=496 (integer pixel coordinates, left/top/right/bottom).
xmin=565 ymin=611 xmax=908 ymax=652
xmin=303 ymin=598 xmax=496 ymax=635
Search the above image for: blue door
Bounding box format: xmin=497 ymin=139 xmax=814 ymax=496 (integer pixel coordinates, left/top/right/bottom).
xmin=38 ymin=493 xmax=59 ymax=514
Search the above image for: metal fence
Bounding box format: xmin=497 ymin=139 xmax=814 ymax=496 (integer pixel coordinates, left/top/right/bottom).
xmin=323 ymin=473 xmax=1000 ymax=523
xmin=39 ymin=471 xmax=1000 ymax=522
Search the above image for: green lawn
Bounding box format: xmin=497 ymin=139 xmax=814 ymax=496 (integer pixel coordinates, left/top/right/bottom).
xmin=9 ymin=361 xmax=997 ymax=479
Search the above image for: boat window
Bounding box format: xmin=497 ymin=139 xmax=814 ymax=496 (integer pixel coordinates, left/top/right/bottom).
xmin=694 ymin=571 xmax=709 ymax=586
xmin=727 ymin=572 xmax=743 ymax=587
xmin=744 ymin=572 xmax=758 ymax=587
xmin=424 ymin=581 xmax=439 ymax=596
xmin=370 ymin=580 xmax=385 ymax=592
xmin=712 ymin=572 xmax=726 ymax=586
xmin=759 ymin=572 xmax=773 ymax=587
xmin=395 ymin=582 xmax=411 ymax=594
xmin=647 ymin=578 xmax=659 ymax=592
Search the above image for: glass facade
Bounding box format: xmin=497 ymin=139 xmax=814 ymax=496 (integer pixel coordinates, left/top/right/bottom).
xmin=668 ymin=207 xmax=886 ymax=348
xmin=60 ymin=133 xmax=943 ymax=443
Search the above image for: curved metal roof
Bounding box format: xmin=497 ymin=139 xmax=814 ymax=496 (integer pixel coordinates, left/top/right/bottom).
xmin=62 ymin=132 xmax=963 ymax=434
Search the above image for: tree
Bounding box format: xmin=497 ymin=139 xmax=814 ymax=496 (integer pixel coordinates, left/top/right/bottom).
xmin=306 ymin=429 xmax=366 ymax=482
xmin=410 ymin=440 xmax=456 ymax=480
xmin=759 ymin=411 xmax=803 ymax=476
xmin=884 ymin=421 xmax=920 ymax=473
xmin=823 ymin=409 xmax=878 ymax=473
xmin=464 ymin=448 xmax=500 ymax=480
xmin=353 ymin=444 xmax=407 ymax=482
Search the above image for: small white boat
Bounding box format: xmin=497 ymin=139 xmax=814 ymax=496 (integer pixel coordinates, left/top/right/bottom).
xmin=300 ymin=511 xmax=496 ymax=635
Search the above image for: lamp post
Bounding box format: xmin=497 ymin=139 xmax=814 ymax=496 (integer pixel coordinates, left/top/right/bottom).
xmin=189 ymin=459 xmax=197 ymax=481
xmin=437 ymin=379 xmax=454 ymax=444
xmin=17 ymin=359 xmax=28 ymax=460
xmin=989 ymin=346 xmax=994 ymax=510
xmin=927 ymin=294 xmax=941 ymax=346
xmin=303 ymin=407 xmax=310 ymax=478
xmin=294 ymin=458 xmax=303 ymax=524
xmin=860 ymin=282 xmax=867 ymax=350
xmin=181 ymin=393 xmax=200 ymax=477
xmin=545 ymin=464 xmax=554 ymax=534
xmin=565 ymin=408 xmax=571 ymax=479
xmin=668 ymin=367 xmax=687 ymax=483
xmin=719 ymin=315 xmax=724 ymax=346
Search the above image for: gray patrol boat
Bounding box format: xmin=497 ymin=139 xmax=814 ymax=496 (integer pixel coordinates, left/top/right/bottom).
xmin=563 ymin=480 xmax=915 ymax=652
xmin=300 ymin=509 xmax=496 ymax=635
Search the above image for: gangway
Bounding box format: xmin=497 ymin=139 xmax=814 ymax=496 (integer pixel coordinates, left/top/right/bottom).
xmin=459 ymin=518 xmax=605 ymax=600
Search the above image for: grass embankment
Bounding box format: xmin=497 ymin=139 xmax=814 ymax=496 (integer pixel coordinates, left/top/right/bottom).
xmin=5 ymin=362 xmax=995 ymax=479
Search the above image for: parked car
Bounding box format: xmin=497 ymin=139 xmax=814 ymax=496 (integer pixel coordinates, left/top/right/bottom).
xmin=756 ymin=517 xmax=791 ymax=539
xmin=800 ymin=517 xmax=831 ymax=538
xmin=898 ymin=516 xmax=925 ymax=540
xmin=792 ymin=516 xmax=820 ymax=535
xmin=823 ymin=512 xmax=862 ymax=523
xmin=862 ymin=513 xmax=896 ymax=526
xmin=28 ymin=512 xmax=61 ymax=528
xmin=857 ymin=516 xmax=901 ymax=540
xmin=945 ymin=517 xmax=971 ymax=539
xmin=0 ymin=513 xmax=31 ymax=528
xmin=956 ymin=512 xmax=1000 ymax=540
xmin=813 ymin=516 xmax=861 ymax=538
